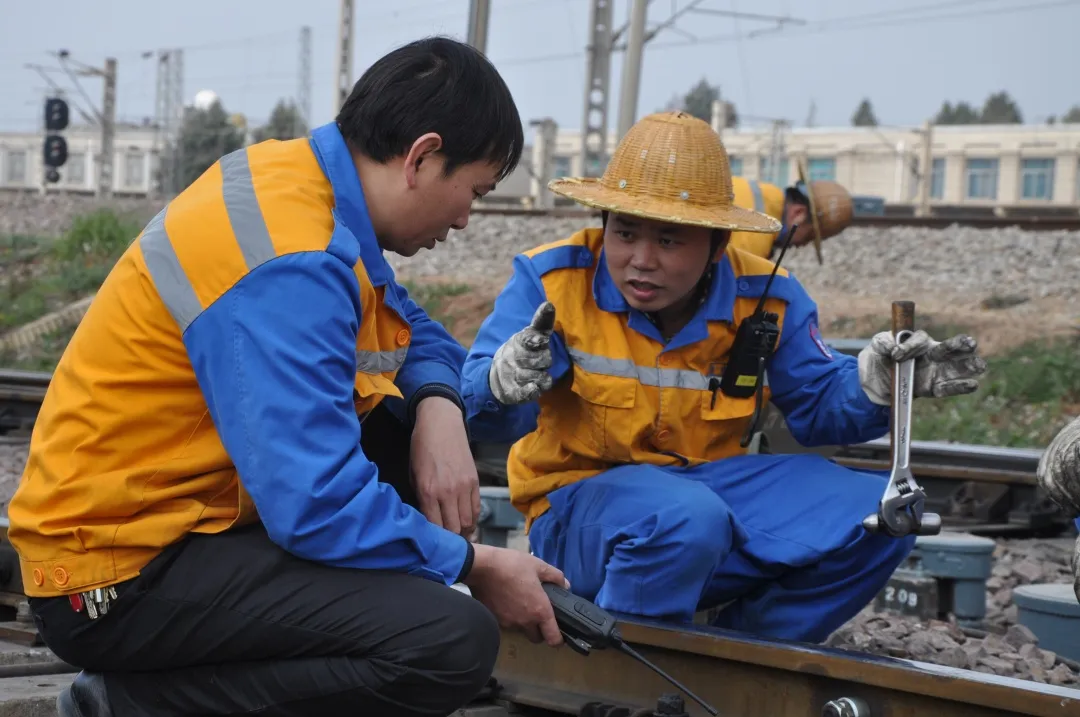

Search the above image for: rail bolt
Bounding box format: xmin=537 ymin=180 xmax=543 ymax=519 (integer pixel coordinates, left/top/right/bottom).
xmin=821 ymin=696 xmax=870 ymax=717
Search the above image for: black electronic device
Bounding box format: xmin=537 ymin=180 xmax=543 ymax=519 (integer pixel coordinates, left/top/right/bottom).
xmin=542 ymin=582 xmax=718 ymax=716
xmin=715 ymin=223 xmax=799 ymax=447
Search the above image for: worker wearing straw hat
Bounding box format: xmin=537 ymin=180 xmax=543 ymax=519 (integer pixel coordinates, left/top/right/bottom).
xmin=462 ymin=110 xmax=987 ymax=642
xmin=728 ymin=168 xmax=855 ymax=264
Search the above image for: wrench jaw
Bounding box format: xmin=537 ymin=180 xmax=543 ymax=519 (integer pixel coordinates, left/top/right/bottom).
xmin=861 ymin=326 xmax=943 ymax=538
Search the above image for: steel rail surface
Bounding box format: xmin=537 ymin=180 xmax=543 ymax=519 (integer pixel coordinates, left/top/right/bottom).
xmin=492 ymin=618 xmax=1080 ymax=716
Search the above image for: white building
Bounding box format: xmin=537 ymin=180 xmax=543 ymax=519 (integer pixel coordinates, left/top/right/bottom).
xmin=5 ymin=121 xmax=1079 ymax=214
xmin=0 ymin=124 xmax=158 ymax=196
xmin=511 ymin=121 xmax=1080 ymax=214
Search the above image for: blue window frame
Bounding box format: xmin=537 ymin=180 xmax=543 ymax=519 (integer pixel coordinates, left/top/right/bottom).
xmin=1020 ymin=158 xmax=1054 ymax=200
xmin=965 ymin=158 xmax=998 ymax=200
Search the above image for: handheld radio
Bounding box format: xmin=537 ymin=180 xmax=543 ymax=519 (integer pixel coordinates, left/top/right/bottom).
xmin=716 ymin=223 xmax=799 ymax=447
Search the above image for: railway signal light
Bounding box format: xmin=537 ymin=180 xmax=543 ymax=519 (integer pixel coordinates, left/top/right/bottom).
xmin=44 ymin=97 xmax=69 ymax=131
xmin=43 ymin=134 xmax=67 ymax=169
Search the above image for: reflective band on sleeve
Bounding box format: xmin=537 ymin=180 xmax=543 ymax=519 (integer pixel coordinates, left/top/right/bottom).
xmin=747 ymin=179 xmax=764 ymax=212
xmin=220 ymin=149 xmax=278 ymax=272
xmin=568 ymin=347 xmax=768 ymax=389
xmin=140 ymin=207 xmax=203 ymax=333
xmin=355 ymin=346 xmax=408 ymax=374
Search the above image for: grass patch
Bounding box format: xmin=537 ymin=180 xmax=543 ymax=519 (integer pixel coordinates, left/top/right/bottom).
xmin=0 ymin=209 xmax=139 ymax=332
xmin=401 ymin=281 xmax=471 ymax=324
xmin=0 ymin=324 xmax=79 ymax=372
xmin=912 ymin=335 xmax=1080 ymax=447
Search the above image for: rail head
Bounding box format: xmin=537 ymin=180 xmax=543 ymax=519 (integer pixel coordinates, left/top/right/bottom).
xmin=494 ymin=617 xmax=1080 ymax=717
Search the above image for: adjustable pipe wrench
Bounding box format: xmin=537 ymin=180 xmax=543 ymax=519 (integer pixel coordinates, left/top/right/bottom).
xmin=862 ymin=301 xmax=943 ymax=538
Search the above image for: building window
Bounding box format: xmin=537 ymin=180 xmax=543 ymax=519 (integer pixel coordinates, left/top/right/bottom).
xmin=806 ymin=158 xmax=836 ymax=181
xmin=551 ymin=155 xmax=571 ymax=179
xmin=124 ymin=152 xmax=145 ymax=188
xmin=1020 ymin=158 xmax=1054 ymax=200
xmin=66 ymin=153 xmax=86 ymax=186
xmin=585 ymin=155 xmax=606 ymax=177
xmin=964 ymin=158 xmax=998 ymax=200
xmin=728 ymin=156 xmax=743 ymax=176
xmin=759 ymin=156 xmax=789 ymax=185
xmin=5 ymin=149 xmax=27 ymax=184
xmin=930 ymin=158 xmax=945 ymax=199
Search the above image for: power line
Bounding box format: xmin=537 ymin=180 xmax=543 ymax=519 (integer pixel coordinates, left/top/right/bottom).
xmin=488 ymin=0 xmax=1078 ymax=68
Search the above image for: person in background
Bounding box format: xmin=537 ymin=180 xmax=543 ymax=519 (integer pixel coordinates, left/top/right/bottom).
xmin=728 ymin=173 xmax=854 ymax=261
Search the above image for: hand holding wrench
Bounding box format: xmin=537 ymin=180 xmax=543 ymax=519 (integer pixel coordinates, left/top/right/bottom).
xmin=862 ymin=301 xmax=943 ymax=538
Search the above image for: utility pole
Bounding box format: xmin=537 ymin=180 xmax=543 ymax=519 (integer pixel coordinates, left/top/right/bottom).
xmin=334 ymin=0 xmax=354 ymax=116
xmin=298 ymin=26 xmax=312 ymax=136
xmin=579 ymin=0 xmax=613 ymax=177
xmin=616 ymin=0 xmax=648 ymax=140
xmin=154 ymin=49 xmax=184 ymax=198
xmin=99 ymin=58 xmax=117 ymax=199
xmin=585 ymin=0 xmax=803 ymax=174
xmin=766 ymin=119 xmax=787 ymax=184
xmin=466 ymin=0 xmax=491 ymax=55
xmin=916 ymin=120 xmax=933 ymax=217
xmin=529 ymin=118 xmax=558 ymax=209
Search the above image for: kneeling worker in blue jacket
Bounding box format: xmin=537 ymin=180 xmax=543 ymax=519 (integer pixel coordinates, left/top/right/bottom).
xmin=462 ymin=111 xmax=988 ymax=643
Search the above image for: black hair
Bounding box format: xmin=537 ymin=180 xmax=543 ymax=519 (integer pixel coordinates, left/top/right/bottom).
xmin=335 ymin=36 xmax=523 ymax=182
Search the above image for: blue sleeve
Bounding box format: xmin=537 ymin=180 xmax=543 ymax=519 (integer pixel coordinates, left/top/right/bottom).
xmin=462 ymin=253 xmax=572 ymax=444
xmin=765 ymin=274 xmax=891 ymax=447
xmin=387 ymin=278 xmax=468 ymax=420
xmin=183 ymin=251 xmax=468 ymax=585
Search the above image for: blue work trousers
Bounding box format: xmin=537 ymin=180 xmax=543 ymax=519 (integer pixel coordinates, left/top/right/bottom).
xmin=528 ymin=453 xmax=917 ymax=644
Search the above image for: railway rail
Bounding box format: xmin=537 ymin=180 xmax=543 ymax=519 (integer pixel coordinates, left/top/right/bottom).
xmin=470 ymin=205 xmax=1080 ymax=232
xmin=0 ymin=369 xmax=48 ymax=439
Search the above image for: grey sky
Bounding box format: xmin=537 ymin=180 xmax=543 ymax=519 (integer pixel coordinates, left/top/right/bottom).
xmin=0 ymin=0 xmax=1074 ymax=140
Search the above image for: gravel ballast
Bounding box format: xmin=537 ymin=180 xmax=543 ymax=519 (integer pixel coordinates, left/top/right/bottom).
xmin=825 ymin=537 xmax=1080 ymax=686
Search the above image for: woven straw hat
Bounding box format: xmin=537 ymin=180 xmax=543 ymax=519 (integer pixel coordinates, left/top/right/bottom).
xmin=548 ymin=111 xmax=781 ymax=234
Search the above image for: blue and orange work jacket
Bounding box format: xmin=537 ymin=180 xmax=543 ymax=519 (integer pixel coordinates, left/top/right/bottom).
xmin=462 ymin=228 xmax=891 ymax=527
xmin=8 ymin=122 xmax=472 ymax=598
xmin=727 ymin=177 xmax=786 ymax=259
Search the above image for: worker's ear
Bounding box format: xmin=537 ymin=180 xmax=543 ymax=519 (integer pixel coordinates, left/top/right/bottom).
xmin=403 ymin=132 xmax=443 ymax=189
xmin=710 ymin=230 xmax=732 ymax=262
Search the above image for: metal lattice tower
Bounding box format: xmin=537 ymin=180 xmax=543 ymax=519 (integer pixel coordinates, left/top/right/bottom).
xmin=579 ymin=0 xmax=613 ymax=178
xmin=154 ymin=48 xmax=184 ymax=197
xmin=297 ymin=26 xmax=312 ymax=135
xmin=334 ymin=0 xmax=354 ymax=116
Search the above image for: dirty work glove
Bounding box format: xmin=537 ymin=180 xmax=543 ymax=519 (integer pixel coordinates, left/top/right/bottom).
xmin=857 ymin=330 xmax=988 ymax=406
xmin=1037 ymin=415 xmax=1080 ymax=517
xmin=1037 ymin=416 xmax=1080 ymax=604
xmin=488 ymin=302 xmax=557 ymax=405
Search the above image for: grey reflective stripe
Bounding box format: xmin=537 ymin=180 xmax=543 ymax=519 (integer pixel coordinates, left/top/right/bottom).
xmin=141 ymin=207 xmax=203 ymax=332
xmin=747 ymin=179 xmax=764 ymax=212
xmin=220 ymin=149 xmax=277 ymax=271
xmin=356 ymin=346 xmax=408 ymax=374
xmin=568 ymin=347 xmax=768 ymax=390
xmin=140 ymin=149 xmax=281 ymax=333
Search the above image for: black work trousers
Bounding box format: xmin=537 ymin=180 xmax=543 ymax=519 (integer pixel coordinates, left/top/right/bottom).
xmin=28 ymin=405 xmax=499 ymax=717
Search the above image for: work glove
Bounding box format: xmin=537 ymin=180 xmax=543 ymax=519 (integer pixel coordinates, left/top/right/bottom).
xmin=488 ymin=302 xmax=557 ymax=406
xmin=1037 ymin=415 xmax=1080 ymax=517
xmin=857 ymin=330 xmax=987 ymax=407
xmin=1035 ymin=416 xmax=1080 ymax=602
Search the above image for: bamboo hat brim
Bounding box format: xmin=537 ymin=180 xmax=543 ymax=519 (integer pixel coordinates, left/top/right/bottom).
xmin=548 ymin=111 xmax=782 ymax=235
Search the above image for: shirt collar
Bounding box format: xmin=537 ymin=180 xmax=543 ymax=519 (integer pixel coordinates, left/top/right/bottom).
xmin=308 ymin=121 xmax=389 ymax=286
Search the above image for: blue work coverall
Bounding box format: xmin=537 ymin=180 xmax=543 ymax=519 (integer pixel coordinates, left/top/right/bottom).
xmin=463 ymin=242 xmax=917 ymax=643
